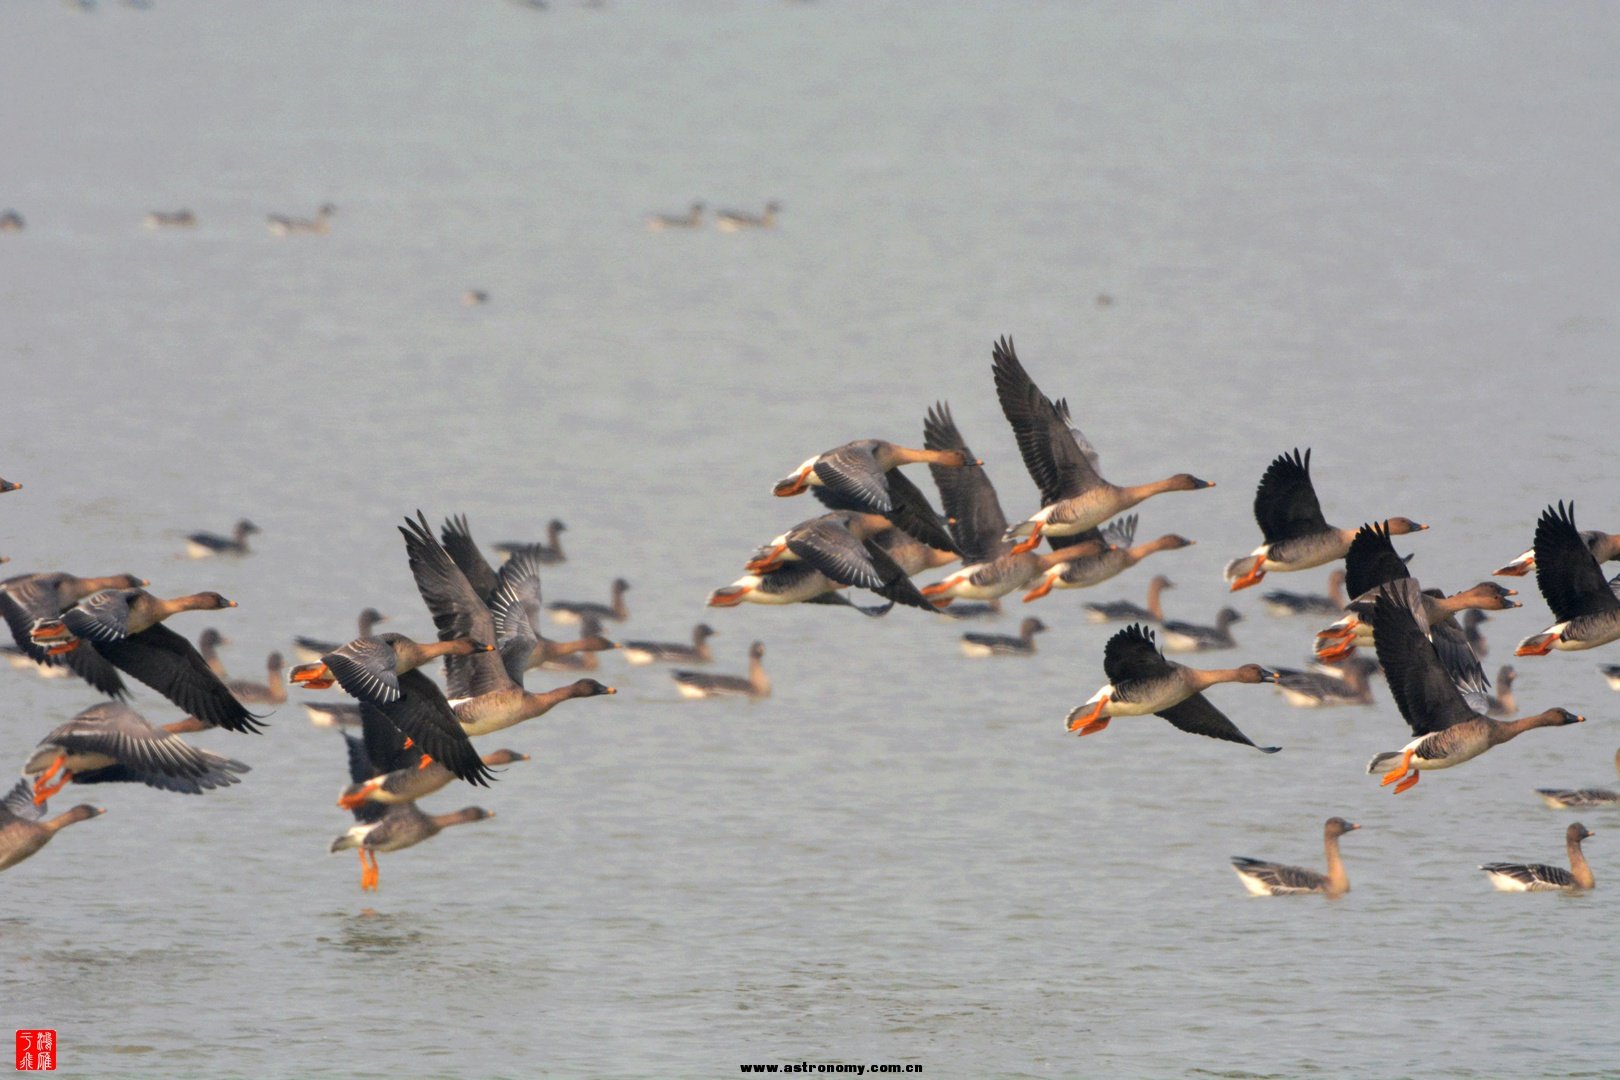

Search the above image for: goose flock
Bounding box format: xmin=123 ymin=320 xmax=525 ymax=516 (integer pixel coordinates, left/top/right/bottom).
xmin=1 ymin=336 xmax=1613 ymax=899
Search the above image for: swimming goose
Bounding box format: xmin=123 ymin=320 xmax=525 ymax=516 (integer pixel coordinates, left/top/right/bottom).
xmin=198 ymin=628 xmax=230 ymax=677
xmin=1517 ymin=502 xmax=1620 ymax=656
xmin=227 ymin=652 xmax=287 ymax=706
xmin=185 ymin=519 xmax=259 ymax=558
xmin=547 ymin=578 xmax=630 ymax=625
xmin=0 ymin=210 xmax=24 ymax=233
xmin=1083 ymin=574 xmax=1172 ymax=624
xmin=943 ymin=598 xmax=1003 ymax=619
xmin=1495 ymin=527 xmax=1620 ymax=577
xmin=647 ymin=201 xmax=704 ymax=230
xmin=396 ymin=514 xmax=617 ymax=736
xmin=1272 ymin=658 xmax=1377 ymax=708
xmin=715 ymin=201 xmax=780 ymax=230
xmin=336 ymin=705 xmax=529 ymax=811
xmin=25 ymin=702 xmax=249 ymax=802
xmin=1159 ymin=607 xmax=1244 ymax=653
xmin=536 ymin=614 xmax=606 ymax=672
xmin=1224 ymin=450 xmax=1426 ymax=591
xmin=0 ymin=780 xmax=102 ymax=874
xmin=289 ymin=633 xmax=498 ymax=785
xmin=494 ymin=519 xmax=566 ymax=565
xmin=1260 ymin=570 xmax=1347 ymax=617
xmin=1231 ymin=818 xmax=1360 ymax=896
xmin=1463 ymin=609 xmax=1489 ymax=658
xmin=1535 ymin=748 xmax=1620 ymax=809
xmin=294 ymin=607 xmax=388 ymax=665
xmin=622 ymin=624 xmax=716 ymax=665
xmin=992 ymin=337 xmax=1212 ymax=554
xmin=960 ymin=617 xmax=1046 ymax=658
xmin=303 ymin=702 xmax=362 ymax=729
xmin=267 ymin=203 xmax=335 ymax=236
xmin=0 ymin=571 xmax=146 ymax=697
xmin=1065 ymin=624 xmax=1279 ymax=751
xmin=706 ymin=563 xmax=892 ymax=616
xmin=1485 ymin=665 xmax=1517 ymax=718
xmin=744 ymin=512 xmax=939 ymax=612
xmin=144 ymin=209 xmax=195 ymax=229
xmin=1021 ymin=516 xmax=1192 ymax=601
xmin=43 ymin=589 xmax=264 ymax=733
xmin=1481 ymin=824 xmax=1595 ymax=891
xmin=673 ymin=641 xmax=770 ymax=699
xmin=1366 ymin=590 xmax=1583 ymax=794
xmin=1314 ymin=522 xmax=1516 ymax=661
xmin=772 ymin=437 xmax=978 ymax=538
xmin=0 ymin=477 xmax=19 ymax=493
xmin=1 ymin=644 xmax=75 ymax=680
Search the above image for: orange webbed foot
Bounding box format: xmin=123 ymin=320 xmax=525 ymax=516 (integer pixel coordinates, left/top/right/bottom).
xmin=1392 ymin=771 xmax=1420 ymax=794
xmin=1075 ymin=718 xmax=1111 ymax=737
xmin=1023 ymin=576 xmax=1056 ymax=603
xmin=417 ymin=755 xmax=434 ymax=771
xmin=1067 ymin=696 xmax=1109 ymax=733
xmin=1229 ymin=560 xmax=1267 ymax=591
xmin=1380 ymin=751 xmax=1414 ymax=787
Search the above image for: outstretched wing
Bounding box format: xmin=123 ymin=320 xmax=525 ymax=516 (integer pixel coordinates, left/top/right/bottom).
xmin=1534 ymin=501 xmax=1620 ymax=621
xmin=923 ymin=401 xmax=1007 ymax=561
xmin=0 ymin=587 xmax=128 ymax=697
xmin=1155 ymin=694 xmax=1280 ymax=752
xmin=991 ymin=336 xmax=1103 ymax=506
xmin=373 ymin=670 xmax=494 ymax=787
xmin=812 ymin=442 xmax=893 ymax=513
xmin=400 ymin=513 xmax=510 ymax=699
xmin=1344 ymin=521 xmax=1412 ymax=600
xmin=94 ymin=626 xmax=266 ymax=733
xmin=1371 ymin=591 xmax=1479 ymax=736
xmin=438 ymin=514 xmax=501 ymax=604
xmin=1253 ymin=449 xmax=1328 ymax=544
xmin=1101 ymin=624 xmax=1175 ymax=684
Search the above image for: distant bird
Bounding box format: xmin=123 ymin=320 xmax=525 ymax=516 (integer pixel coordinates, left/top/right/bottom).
xmin=1603 ymin=665 xmax=1620 ymax=692
xmin=0 ymin=477 xmax=20 ymax=493
xmin=1065 ymin=624 xmax=1279 ymax=752
xmin=46 ymin=588 xmax=264 ymax=733
xmin=267 ymin=203 xmax=335 ymax=236
xmin=1224 ymin=449 xmax=1425 ymax=591
xmin=462 ymin=289 xmax=489 ymax=306
xmin=186 ymin=519 xmax=259 ymax=558
xmin=647 ymin=201 xmax=703 ymax=230
xmin=1083 ymin=574 xmax=1172 ymax=624
xmin=1481 ymin=823 xmax=1595 ymax=892
xmin=537 ymin=613 xmax=607 ymax=672
xmin=1495 ymin=525 xmax=1620 ymax=577
xmin=1485 ymin=665 xmax=1517 ymax=718
xmin=25 ymin=702 xmax=249 ymax=802
xmin=0 ymin=780 xmax=102 ymax=874
xmin=992 ymin=337 xmax=1211 ymax=554
xmin=1462 ymin=609 xmax=1489 ymax=658
xmin=1231 ymin=818 xmax=1360 ymax=896
xmin=303 ymin=702 xmax=362 ymax=729
xmin=622 ymin=624 xmax=716 ymax=665
xmin=1260 ymin=570 xmax=1347 ymax=617
xmin=1517 ymin=502 xmax=1620 ymax=656
xmin=960 ymin=617 xmax=1046 ymax=658
xmin=198 ymin=627 xmax=230 ymax=677
xmin=1159 ymin=607 xmax=1244 ymax=654
xmin=227 ymin=652 xmax=287 ymax=706
xmin=493 ymin=519 xmax=567 ymax=565
xmin=715 ymin=201 xmax=781 ymax=230
xmin=0 ymin=571 xmax=147 ymax=697
xmin=1272 ymin=658 xmax=1377 ymax=708
xmin=294 ymin=608 xmax=388 ymax=665
xmin=673 ymin=641 xmax=770 ymax=699
xmin=144 ymin=209 xmax=195 ymax=229
xmin=1367 ymin=590 xmax=1583 ymax=794
xmin=548 ymin=578 xmax=631 ymax=625
xmin=1535 ymin=748 xmax=1620 ymax=810
xmin=1022 ymin=515 xmax=1192 ymax=602
xmin=0 ymin=210 xmax=24 ymax=233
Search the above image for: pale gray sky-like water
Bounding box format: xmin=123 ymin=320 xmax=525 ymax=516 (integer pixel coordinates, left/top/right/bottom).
xmin=1 ymin=3 xmax=1617 ymax=1078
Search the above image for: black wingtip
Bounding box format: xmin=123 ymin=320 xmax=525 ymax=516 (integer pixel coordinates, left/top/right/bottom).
xmin=1258 ymin=745 xmax=1282 ymax=754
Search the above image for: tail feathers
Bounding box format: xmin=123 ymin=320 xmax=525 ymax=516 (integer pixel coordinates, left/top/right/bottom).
xmin=1366 ymin=750 xmax=1401 ymax=775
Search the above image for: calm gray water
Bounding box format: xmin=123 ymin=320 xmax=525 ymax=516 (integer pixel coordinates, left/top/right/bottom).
xmin=2 ymin=3 xmax=1618 ymax=1077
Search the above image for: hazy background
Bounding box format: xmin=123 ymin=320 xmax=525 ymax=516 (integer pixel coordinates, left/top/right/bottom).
xmin=1 ymin=3 xmax=1617 ymax=1078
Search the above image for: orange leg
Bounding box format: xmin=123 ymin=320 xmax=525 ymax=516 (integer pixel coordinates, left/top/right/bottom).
xmin=1229 ymin=558 xmax=1267 ymax=591
xmin=745 ymin=545 xmax=788 ymax=573
xmin=32 ymin=755 xmax=70 ymax=805
xmin=1393 ymin=771 xmax=1421 ymax=794
xmin=360 ymin=849 xmax=380 ymax=891
xmin=1314 ymin=640 xmax=1357 ymax=663
xmin=772 ymin=468 xmax=812 ymax=497
xmin=930 ymin=596 xmax=954 ymax=609
xmin=417 ymin=755 xmax=434 ymax=771
xmin=1515 ymin=634 xmax=1556 ymax=657
xmin=1008 ymin=522 xmax=1043 ymax=556
xmin=707 ymin=585 xmax=752 ymax=608
xmin=45 ymin=640 xmax=80 ymax=656
xmin=28 ymin=619 xmax=70 ymax=642
xmin=1075 ymin=717 xmax=1111 ymax=737
xmin=289 ymin=662 xmax=334 ymax=688
xmin=337 ymin=779 xmax=381 ymax=810
xmin=1022 ymin=575 xmax=1056 ymax=602
xmin=920 ymin=577 xmax=960 ymax=598
xmin=1379 ymin=749 xmax=1415 ymax=787
xmin=1067 ymin=696 xmax=1110 ymax=733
